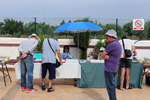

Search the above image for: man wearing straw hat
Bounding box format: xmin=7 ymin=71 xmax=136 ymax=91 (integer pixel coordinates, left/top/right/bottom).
xmin=18 ymin=34 xmax=39 ymax=93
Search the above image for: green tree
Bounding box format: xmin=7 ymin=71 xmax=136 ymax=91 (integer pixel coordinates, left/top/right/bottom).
xmin=35 ymin=34 xmax=45 ymax=52
xmin=123 ymin=22 xmax=145 ymax=39
xmin=144 ymin=21 xmax=150 ymax=39
xmin=123 ymin=22 xmax=132 ymax=36
xmin=147 ymin=22 xmax=150 ymax=39
xmin=3 ymin=18 xmax=23 ymax=35
xmin=98 ymin=24 xmax=123 ymax=38
xmin=68 ymin=20 xmax=71 ymax=23
xmin=60 ymin=20 xmax=65 ymax=25
xmin=73 ymin=32 xmax=91 ymax=59
xmin=0 ymin=22 xmax=4 ymax=34
xmin=73 ymin=18 xmax=92 ymax=59
xmin=74 ymin=17 xmax=93 ymax=23
xmin=22 ymin=22 xmax=51 ymax=37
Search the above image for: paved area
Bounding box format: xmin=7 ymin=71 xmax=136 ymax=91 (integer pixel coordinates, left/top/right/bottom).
xmin=0 ymin=71 xmax=150 ymax=100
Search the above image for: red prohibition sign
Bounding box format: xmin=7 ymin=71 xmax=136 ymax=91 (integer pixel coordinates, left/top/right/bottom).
xmin=135 ymin=20 xmax=142 ymax=28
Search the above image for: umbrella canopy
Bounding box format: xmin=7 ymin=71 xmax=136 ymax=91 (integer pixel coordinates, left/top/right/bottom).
xmin=54 ymin=22 xmax=102 ymax=33
xmin=54 ymin=22 xmax=102 ymax=60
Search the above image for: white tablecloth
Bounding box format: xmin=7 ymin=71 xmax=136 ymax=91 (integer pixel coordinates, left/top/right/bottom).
xmin=15 ymin=62 xmax=81 ymax=79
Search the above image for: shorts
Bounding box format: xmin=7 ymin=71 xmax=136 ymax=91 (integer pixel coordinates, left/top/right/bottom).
xmin=42 ymin=63 xmax=56 ymax=79
xmin=119 ymin=58 xmax=132 ymax=68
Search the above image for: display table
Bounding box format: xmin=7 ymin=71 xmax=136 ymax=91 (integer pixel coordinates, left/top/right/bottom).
xmin=15 ymin=61 xmax=81 ymax=79
xmin=77 ymin=62 xmax=143 ymax=88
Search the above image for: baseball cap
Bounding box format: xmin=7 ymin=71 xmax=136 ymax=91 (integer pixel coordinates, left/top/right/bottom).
xmin=105 ymin=30 xmax=117 ymax=38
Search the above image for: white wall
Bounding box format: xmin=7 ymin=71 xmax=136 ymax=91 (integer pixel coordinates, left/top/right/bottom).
xmin=0 ymin=37 xmax=26 ymax=59
xmin=0 ymin=37 xmax=150 ymax=62
xmin=134 ymin=40 xmax=150 ymax=60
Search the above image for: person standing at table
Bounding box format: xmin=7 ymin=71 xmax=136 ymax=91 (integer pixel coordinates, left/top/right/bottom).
xmin=119 ymin=36 xmax=135 ymax=90
xmin=18 ymin=34 xmax=39 ymax=93
xmin=99 ymin=30 xmax=122 ymax=100
xmin=61 ymin=45 xmax=74 ymax=60
xmin=42 ymin=38 xmax=62 ymax=92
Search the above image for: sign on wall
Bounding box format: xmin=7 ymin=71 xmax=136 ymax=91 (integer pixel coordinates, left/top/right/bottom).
xmin=133 ymin=19 xmax=144 ymax=30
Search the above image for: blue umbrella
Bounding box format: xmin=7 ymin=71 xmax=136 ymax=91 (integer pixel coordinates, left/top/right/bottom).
xmin=54 ymin=22 xmax=102 ymax=33
xmin=54 ymin=22 xmax=102 ymax=60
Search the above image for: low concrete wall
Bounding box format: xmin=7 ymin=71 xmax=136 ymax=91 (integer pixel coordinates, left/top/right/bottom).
xmin=134 ymin=40 xmax=150 ymax=60
xmin=0 ymin=37 xmax=150 ymax=68
xmin=0 ymin=37 xmax=26 ymax=59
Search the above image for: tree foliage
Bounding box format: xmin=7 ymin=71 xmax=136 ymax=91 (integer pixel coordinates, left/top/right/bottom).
xmin=123 ymin=22 xmax=132 ymax=36
xmin=73 ymin=32 xmax=91 ymax=59
xmin=73 ymin=18 xmax=93 ymax=59
xmin=0 ymin=22 xmax=4 ymax=34
xmin=35 ymin=34 xmax=45 ymax=52
xmin=0 ymin=18 xmax=150 ymax=40
xmin=2 ymin=19 xmax=23 ymax=35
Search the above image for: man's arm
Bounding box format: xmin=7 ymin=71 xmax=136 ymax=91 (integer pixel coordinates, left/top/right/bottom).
xmin=100 ymin=51 xmax=109 ymax=60
xmin=57 ymin=50 xmax=63 ymax=65
xmin=20 ymin=51 xmax=27 ymax=58
xmin=18 ymin=43 xmax=28 ymax=58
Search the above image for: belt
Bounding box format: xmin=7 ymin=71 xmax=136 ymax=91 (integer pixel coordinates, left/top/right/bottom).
xmin=27 ymin=54 xmax=33 ymax=56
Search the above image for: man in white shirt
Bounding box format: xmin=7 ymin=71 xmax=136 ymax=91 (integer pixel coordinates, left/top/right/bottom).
xmin=119 ymin=37 xmax=135 ymax=90
xmin=18 ymin=34 xmax=39 ymax=93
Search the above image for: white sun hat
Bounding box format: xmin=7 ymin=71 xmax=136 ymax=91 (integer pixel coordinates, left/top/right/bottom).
xmin=105 ymin=30 xmax=117 ymax=38
xmin=28 ymin=33 xmax=40 ymax=41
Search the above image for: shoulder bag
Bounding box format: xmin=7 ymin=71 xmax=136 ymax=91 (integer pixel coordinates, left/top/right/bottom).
xmin=122 ymin=39 xmax=132 ymax=57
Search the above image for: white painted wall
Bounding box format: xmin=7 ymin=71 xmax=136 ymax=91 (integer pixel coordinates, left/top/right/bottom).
xmin=134 ymin=40 xmax=150 ymax=60
xmin=0 ymin=37 xmax=26 ymax=59
xmin=0 ymin=37 xmax=150 ymax=63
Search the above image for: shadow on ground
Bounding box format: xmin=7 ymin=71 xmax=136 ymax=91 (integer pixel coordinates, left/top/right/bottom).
xmin=82 ymin=88 xmax=106 ymax=100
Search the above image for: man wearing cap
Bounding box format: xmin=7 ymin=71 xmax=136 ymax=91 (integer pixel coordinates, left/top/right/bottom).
xmin=18 ymin=34 xmax=39 ymax=93
xmin=99 ymin=30 xmax=122 ymax=100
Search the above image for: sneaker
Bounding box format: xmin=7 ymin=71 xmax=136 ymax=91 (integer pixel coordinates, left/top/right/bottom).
xmin=27 ymin=88 xmax=37 ymax=93
xmin=22 ymin=87 xmax=26 ymax=91
xmin=42 ymin=85 xmax=46 ymax=90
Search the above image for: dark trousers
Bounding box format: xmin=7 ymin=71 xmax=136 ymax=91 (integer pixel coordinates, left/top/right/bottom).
xmin=105 ymin=71 xmax=117 ymax=100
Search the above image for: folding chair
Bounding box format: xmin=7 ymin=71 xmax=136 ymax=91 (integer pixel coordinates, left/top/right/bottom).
xmin=0 ymin=60 xmax=12 ymax=86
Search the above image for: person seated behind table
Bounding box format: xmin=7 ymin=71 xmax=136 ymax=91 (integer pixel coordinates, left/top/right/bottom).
xmin=61 ymin=45 xmax=74 ymax=60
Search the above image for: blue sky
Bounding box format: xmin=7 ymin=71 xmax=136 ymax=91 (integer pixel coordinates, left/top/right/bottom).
xmin=0 ymin=0 xmax=150 ymax=19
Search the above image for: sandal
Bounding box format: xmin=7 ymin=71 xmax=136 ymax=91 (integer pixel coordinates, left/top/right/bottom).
xmin=117 ymin=86 xmax=123 ymax=90
xmin=117 ymin=86 xmax=121 ymax=90
xmin=47 ymin=87 xmax=55 ymax=92
xmin=42 ymin=85 xmax=46 ymax=90
xmin=126 ymin=86 xmax=133 ymax=90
